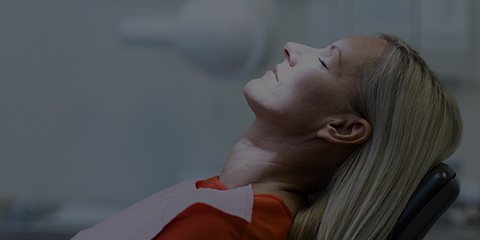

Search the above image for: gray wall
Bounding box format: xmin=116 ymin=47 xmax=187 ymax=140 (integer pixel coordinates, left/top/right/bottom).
xmin=0 ymin=0 xmax=309 ymax=206
xmin=0 ymin=0 xmax=478 ymax=209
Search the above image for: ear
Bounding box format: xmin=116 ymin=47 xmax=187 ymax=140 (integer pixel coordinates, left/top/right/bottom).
xmin=316 ymin=115 xmax=372 ymax=145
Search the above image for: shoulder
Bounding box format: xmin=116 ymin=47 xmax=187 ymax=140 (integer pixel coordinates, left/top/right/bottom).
xmin=155 ymin=202 xmax=248 ymax=239
xmin=241 ymin=194 xmax=292 ymax=239
xmin=155 ymin=193 xmax=292 ymax=240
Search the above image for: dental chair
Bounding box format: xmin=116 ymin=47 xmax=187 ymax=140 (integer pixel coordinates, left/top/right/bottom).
xmin=388 ymin=163 xmax=460 ymax=240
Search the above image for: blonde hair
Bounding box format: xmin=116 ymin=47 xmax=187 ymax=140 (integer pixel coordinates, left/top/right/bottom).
xmin=289 ymin=35 xmax=463 ymax=240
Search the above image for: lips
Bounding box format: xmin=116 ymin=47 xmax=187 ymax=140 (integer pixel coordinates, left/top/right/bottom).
xmin=274 ymin=65 xmax=279 ymax=82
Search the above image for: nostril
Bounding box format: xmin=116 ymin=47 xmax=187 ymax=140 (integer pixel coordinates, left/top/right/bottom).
xmin=284 ymin=47 xmax=295 ymax=66
xmin=284 ymin=48 xmax=290 ymax=59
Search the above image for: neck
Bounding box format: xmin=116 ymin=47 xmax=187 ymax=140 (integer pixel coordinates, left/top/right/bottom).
xmin=219 ymin=120 xmax=340 ymax=216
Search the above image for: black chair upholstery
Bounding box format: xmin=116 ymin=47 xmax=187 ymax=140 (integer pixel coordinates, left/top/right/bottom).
xmin=388 ymin=163 xmax=460 ymax=240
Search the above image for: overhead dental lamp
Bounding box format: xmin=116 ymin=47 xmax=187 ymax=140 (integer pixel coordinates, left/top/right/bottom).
xmin=119 ymin=0 xmax=275 ymax=77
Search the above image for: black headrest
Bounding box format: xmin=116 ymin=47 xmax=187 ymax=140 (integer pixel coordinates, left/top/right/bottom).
xmin=388 ymin=163 xmax=459 ymax=240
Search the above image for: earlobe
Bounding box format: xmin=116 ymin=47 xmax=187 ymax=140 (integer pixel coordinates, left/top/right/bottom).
xmin=316 ymin=116 xmax=372 ymax=145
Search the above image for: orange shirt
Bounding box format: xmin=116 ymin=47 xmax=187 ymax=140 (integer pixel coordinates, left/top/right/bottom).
xmin=154 ymin=176 xmax=293 ymax=240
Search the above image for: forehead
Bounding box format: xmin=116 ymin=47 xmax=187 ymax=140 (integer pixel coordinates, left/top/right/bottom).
xmin=334 ymin=36 xmax=388 ymax=57
xmin=331 ymin=36 xmax=388 ymax=75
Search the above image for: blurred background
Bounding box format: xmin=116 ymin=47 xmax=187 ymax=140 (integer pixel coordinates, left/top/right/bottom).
xmin=0 ymin=0 xmax=478 ymax=239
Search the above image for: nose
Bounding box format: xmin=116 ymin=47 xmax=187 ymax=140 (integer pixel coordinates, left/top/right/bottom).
xmin=283 ymin=42 xmax=304 ymax=67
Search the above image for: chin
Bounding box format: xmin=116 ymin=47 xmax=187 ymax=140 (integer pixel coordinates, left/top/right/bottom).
xmin=243 ymin=78 xmax=260 ymax=101
xmin=243 ymin=83 xmax=257 ymax=110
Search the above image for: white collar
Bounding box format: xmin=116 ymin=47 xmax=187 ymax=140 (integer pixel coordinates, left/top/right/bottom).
xmin=72 ymin=180 xmax=254 ymax=240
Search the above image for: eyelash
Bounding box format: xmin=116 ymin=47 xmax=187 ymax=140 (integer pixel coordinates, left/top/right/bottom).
xmin=318 ymin=58 xmax=328 ymax=70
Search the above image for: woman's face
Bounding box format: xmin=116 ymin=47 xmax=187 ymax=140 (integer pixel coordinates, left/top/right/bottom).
xmin=244 ymin=36 xmax=387 ymax=134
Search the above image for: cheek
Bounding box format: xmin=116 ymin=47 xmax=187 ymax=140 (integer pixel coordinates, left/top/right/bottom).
xmin=282 ymin=74 xmax=326 ymax=102
xmin=280 ymin=79 xmax=342 ymax=119
xmin=285 ymin=66 xmax=325 ymax=89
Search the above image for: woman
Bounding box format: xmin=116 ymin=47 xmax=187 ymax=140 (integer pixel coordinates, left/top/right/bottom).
xmin=164 ymin=34 xmax=462 ymax=239
xmin=73 ymin=35 xmax=462 ymax=240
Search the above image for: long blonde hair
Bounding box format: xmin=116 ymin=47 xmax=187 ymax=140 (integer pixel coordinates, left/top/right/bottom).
xmin=289 ymin=35 xmax=463 ymax=240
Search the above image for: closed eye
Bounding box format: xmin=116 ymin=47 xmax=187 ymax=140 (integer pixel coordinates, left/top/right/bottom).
xmin=318 ymin=58 xmax=329 ymax=70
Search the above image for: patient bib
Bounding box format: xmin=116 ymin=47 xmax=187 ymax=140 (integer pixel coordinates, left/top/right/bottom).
xmin=71 ymin=180 xmax=254 ymax=240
